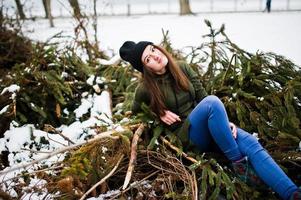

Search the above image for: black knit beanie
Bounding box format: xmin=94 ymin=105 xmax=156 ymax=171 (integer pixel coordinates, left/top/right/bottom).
xmin=119 ymin=41 xmax=153 ymax=73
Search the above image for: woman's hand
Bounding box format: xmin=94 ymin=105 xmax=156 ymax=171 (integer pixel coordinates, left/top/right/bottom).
xmin=160 ymin=110 xmax=181 ymax=125
xmin=229 ymin=122 xmax=237 ymax=139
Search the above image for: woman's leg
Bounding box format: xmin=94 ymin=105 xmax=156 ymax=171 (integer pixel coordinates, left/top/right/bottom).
xmin=236 ymin=128 xmax=298 ymax=200
xmin=188 ymin=95 xmax=243 ymax=161
xmin=188 ymin=95 xmax=298 ymax=199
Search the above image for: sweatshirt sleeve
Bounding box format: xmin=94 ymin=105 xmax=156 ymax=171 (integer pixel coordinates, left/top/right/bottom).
xmin=180 ymin=62 xmax=207 ymax=103
xmin=131 ymin=83 xmax=150 ymax=114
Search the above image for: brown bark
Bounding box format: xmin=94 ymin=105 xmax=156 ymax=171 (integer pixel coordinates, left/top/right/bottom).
xmin=14 ymin=0 xmax=26 ymax=19
xmin=68 ymin=0 xmax=82 ymax=18
xmin=42 ymin=0 xmax=54 ymax=27
xmin=123 ymin=124 xmax=145 ymax=190
xmin=179 ymin=0 xmax=192 ymax=15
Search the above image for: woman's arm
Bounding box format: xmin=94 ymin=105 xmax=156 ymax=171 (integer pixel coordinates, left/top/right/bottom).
xmin=131 ymin=83 xmax=150 ymax=114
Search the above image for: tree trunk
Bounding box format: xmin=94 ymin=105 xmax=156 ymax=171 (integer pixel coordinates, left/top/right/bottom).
xmin=42 ymin=0 xmax=48 ymax=18
xmin=43 ymin=0 xmax=54 ymax=27
xmin=68 ymin=0 xmax=82 ymax=18
xmin=179 ymin=0 xmax=192 ymax=15
xmin=0 ymin=6 xmax=3 ymax=26
xmin=14 ymin=0 xmax=26 ymax=19
xmin=93 ymin=0 xmax=98 ymax=43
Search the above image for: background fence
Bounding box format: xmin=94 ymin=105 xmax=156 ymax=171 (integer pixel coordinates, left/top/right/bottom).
xmin=3 ymin=0 xmax=301 ymax=18
xmin=109 ymin=0 xmax=301 ymax=15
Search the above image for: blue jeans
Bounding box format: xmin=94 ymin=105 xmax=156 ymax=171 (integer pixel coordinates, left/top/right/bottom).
xmin=188 ymin=95 xmax=298 ymax=200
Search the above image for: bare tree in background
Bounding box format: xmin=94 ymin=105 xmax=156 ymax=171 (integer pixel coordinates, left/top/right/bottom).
xmin=14 ymin=0 xmax=26 ymax=19
xmin=0 ymin=6 xmax=3 ymax=23
xmin=42 ymin=0 xmax=54 ymax=27
xmin=92 ymin=0 xmax=98 ymax=43
xmin=179 ymin=0 xmax=192 ymax=15
xmin=68 ymin=0 xmax=82 ymax=18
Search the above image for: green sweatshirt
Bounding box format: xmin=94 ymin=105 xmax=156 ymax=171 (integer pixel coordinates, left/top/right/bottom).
xmin=132 ymin=62 xmax=207 ymax=144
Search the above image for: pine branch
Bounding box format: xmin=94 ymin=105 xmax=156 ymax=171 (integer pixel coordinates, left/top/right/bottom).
xmin=79 ymin=154 xmax=124 ymax=200
xmin=160 ymin=136 xmax=209 ymax=172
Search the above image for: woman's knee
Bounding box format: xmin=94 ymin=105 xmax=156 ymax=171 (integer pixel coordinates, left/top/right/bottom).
xmin=203 ymin=95 xmax=222 ymax=105
xmin=202 ymin=95 xmax=225 ymax=111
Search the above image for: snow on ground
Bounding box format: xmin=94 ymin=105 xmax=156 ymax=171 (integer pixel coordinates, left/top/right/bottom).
xmin=22 ymin=11 xmax=301 ymax=66
xmin=0 ymin=80 xmax=113 ymax=195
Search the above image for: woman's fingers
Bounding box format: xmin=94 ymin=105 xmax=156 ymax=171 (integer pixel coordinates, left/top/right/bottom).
xmin=160 ymin=114 xmax=172 ymax=125
xmin=164 ymin=114 xmax=176 ymax=125
xmin=166 ymin=111 xmax=181 ymax=123
xmin=161 ymin=116 xmax=172 ymax=125
xmin=160 ymin=110 xmax=181 ymax=125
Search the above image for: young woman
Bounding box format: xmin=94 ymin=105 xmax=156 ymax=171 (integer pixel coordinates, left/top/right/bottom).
xmin=119 ymin=41 xmax=301 ymax=200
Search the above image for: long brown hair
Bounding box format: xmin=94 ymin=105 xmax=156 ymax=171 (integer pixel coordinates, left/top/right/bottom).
xmin=142 ymin=45 xmax=190 ymax=116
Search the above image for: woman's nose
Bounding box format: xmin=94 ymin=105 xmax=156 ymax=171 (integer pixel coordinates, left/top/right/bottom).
xmin=152 ymin=53 xmax=159 ymax=61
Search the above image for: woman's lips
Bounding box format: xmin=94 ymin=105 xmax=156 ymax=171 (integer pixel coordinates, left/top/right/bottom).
xmin=158 ymin=57 xmax=161 ymax=64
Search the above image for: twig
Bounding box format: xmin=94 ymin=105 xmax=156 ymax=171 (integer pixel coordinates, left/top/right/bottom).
xmin=79 ymin=154 xmax=125 ymax=200
xmin=1 ymin=164 xmax=64 ymax=183
xmin=192 ymin=170 xmax=198 ymax=200
xmin=160 ymin=136 xmax=200 ymax=165
xmin=145 ymin=150 xmax=184 ymax=176
xmin=287 ymin=160 xmax=301 ymax=168
xmin=20 ymin=148 xmax=53 ymax=154
xmin=144 ymin=150 xmax=195 ymax=196
xmin=44 ymin=124 xmax=75 ymax=145
xmin=0 ymin=130 xmax=120 ymax=176
xmin=46 ymin=132 xmax=67 ymax=147
xmin=122 ymin=123 xmax=145 ymax=190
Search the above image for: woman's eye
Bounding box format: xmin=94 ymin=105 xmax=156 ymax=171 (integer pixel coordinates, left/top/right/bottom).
xmin=146 ymin=58 xmax=150 ymax=63
xmin=151 ymin=47 xmax=155 ymax=52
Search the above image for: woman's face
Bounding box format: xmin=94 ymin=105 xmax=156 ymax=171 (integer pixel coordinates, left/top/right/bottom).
xmin=141 ymin=45 xmax=168 ymax=75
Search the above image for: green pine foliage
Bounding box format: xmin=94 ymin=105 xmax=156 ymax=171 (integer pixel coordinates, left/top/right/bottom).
xmin=2 ymin=42 xmax=95 ymax=127
xmin=101 ymin=62 xmax=139 ymax=109
xmin=194 ymin=20 xmax=301 ymax=148
xmin=58 ymin=131 xmax=131 ymax=199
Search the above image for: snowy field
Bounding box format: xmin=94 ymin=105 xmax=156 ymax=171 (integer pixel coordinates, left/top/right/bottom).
xmin=22 ymin=11 xmax=301 ymax=66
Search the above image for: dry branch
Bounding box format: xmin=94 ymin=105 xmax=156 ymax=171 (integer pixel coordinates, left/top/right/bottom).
xmin=159 ymin=136 xmax=217 ymax=175
xmin=192 ymin=170 xmax=198 ymax=200
xmin=122 ymin=123 xmax=145 ymax=190
xmin=1 ymin=164 xmax=63 ymax=183
xmin=160 ymin=136 xmax=199 ymax=164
